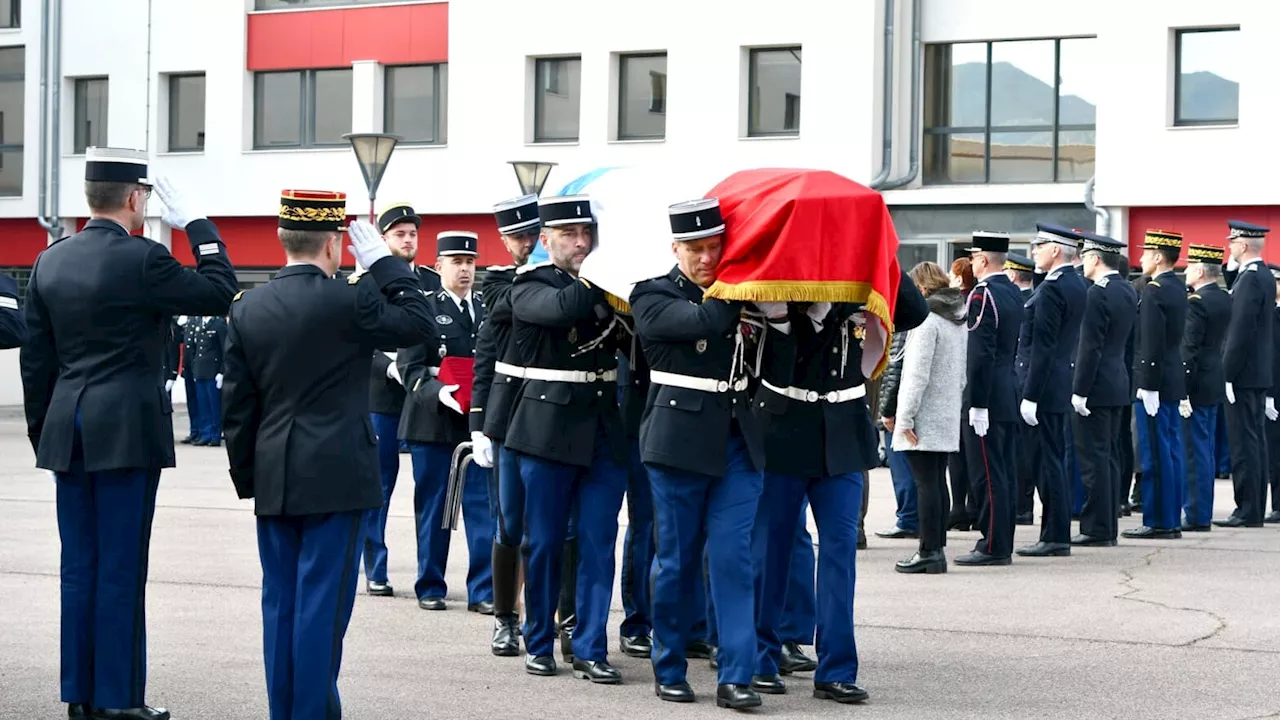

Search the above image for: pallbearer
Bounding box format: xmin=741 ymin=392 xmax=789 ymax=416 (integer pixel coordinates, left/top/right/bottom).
xmin=1003 ymin=253 xmax=1037 ymax=525
xmin=1179 ymin=243 xmax=1230 ymax=532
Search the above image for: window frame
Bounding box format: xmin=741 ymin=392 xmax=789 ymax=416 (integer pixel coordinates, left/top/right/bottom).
xmin=0 ymin=0 xmax=18 ymax=29
xmin=383 ymin=63 xmax=448 ymax=146
xmin=0 ymin=46 xmax=21 ymax=195
xmin=747 ymin=46 xmax=802 ymax=138
xmin=1173 ymin=27 xmax=1240 ymax=127
xmin=532 ymin=56 xmax=582 ymax=144
xmin=617 ymin=52 xmax=668 ymax=141
xmin=252 ymin=68 xmax=353 ymax=150
xmin=167 ymin=73 xmax=206 ymax=153
xmin=73 ymin=77 xmax=109 ymax=155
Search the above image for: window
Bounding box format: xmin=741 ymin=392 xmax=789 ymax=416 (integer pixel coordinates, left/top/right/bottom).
xmin=618 ymin=53 xmax=666 ymax=141
xmin=74 ymin=77 xmax=109 ymax=154
xmin=1174 ymin=28 xmax=1240 ymax=126
xmin=385 ymin=64 xmax=447 ymax=145
xmin=748 ymin=47 xmax=801 ymax=137
xmin=0 ymin=47 xmax=21 ymax=196
xmin=533 ymin=57 xmax=581 ymax=143
xmin=255 ymin=0 xmax=385 ymax=8
xmin=923 ymin=38 xmax=1097 ymax=185
xmin=168 ymin=74 xmax=206 ymax=152
xmin=253 ymin=68 xmax=352 ymax=149
xmin=0 ymin=0 xmax=17 ymax=28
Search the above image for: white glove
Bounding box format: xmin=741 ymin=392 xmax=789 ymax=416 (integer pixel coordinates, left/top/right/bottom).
xmin=438 ymin=384 xmax=462 ymax=414
xmin=1137 ymin=389 xmax=1159 ymax=417
xmin=165 ymin=379 xmax=174 ymax=393
xmin=968 ymin=407 xmax=989 ymax=437
xmin=1226 ymin=382 xmax=1236 ymax=405
xmin=387 ymin=362 xmax=403 ymax=385
xmin=471 ymin=431 xmax=494 ymax=469
xmin=1226 ymin=258 xmax=1240 ymax=273
xmin=1071 ymin=394 xmax=1091 ymax=417
xmin=176 ymin=315 xmax=188 ymax=327
xmin=805 ymin=302 xmax=833 ymax=328
xmin=1268 ymin=397 xmax=1278 ymax=422
xmin=215 ymin=373 xmax=223 ymax=390
xmin=1020 ymin=399 xmax=1039 ymax=427
xmin=153 ymin=176 xmax=204 ymax=230
xmin=348 ymin=219 xmax=393 ymax=269
xmin=1179 ymin=398 xmax=1193 ymax=419
xmin=753 ymin=301 xmax=788 ymax=320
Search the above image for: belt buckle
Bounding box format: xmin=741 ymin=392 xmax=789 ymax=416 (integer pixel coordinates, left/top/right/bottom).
xmin=586 ymin=371 xmax=597 ymax=382
xmin=825 ymin=391 xmax=838 ymax=403
xmin=805 ymin=390 xmax=819 ymax=402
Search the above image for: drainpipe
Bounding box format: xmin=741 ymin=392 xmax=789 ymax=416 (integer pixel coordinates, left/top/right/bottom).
xmin=878 ymin=0 xmax=922 ymax=191
xmin=36 ymin=0 xmax=50 ymax=234
xmin=1084 ymin=174 xmax=1111 ymax=237
xmin=37 ymin=0 xmax=64 ymax=240
xmin=868 ymin=0 xmax=895 ymax=188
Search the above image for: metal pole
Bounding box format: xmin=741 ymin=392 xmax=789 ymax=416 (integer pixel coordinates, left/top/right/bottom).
xmin=369 ymin=196 xmax=376 ymax=225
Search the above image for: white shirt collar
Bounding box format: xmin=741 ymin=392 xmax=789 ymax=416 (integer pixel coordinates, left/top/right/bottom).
xmin=443 ymin=287 xmax=473 ymax=313
xmin=977 ymin=269 xmax=1004 ymax=282
xmin=1047 ymin=262 xmax=1072 ymax=275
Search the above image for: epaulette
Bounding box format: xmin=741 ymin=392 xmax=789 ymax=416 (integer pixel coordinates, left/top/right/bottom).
xmin=1096 ymin=276 xmax=1110 ymax=288
xmin=233 ymin=290 xmax=246 ymax=302
xmin=1046 ymin=270 xmax=1062 ymax=281
xmin=347 ymin=273 xmax=363 ymax=285
xmin=1149 ymin=280 xmax=1161 ymax=288
xmin=516 ymin=260 xmax=552 ymax=275
xmin=436 ymin=290 xmax=448 ymax=301
xmin=974 ymin=281 xmax=988 ymax=290
xmin=486 ymin=264 xmax=516 ymax=272
xmin=1189 ymin=293 xmax=1202 ymax=301
xmin=1244 ymin=264 xmax=1258 ymax=273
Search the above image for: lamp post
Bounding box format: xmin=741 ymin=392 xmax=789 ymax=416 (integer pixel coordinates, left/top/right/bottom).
xmin=507 ymin=160 xmax=558 ymax=197
xmin=343 ymin=133 xmax=402 ymax=224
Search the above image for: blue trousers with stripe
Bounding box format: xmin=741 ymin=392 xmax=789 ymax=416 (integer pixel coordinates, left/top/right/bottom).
xmin=620 ymin=442 xmax=655 ymax=639
xmin=195 ymin=378 xmax=221 ymax=442
xmin=778 ymin=501 xmax=816 ymax=645
xmin=1135 ymin=401 xmax=1186 ymax=530
xmin=362 ymin=412 xmax=400 ymax=584
xmin=408 ymin=442 xmax=494 ymax=603
xmin=57 ymin=412 xmax=160 ymax=709
xmin=1184 ymin=405 xmax=1219 ymax=527
xmin=493 ymin=443 xmax=524 ymax=546
xmin=258 ymin=511 xmax=363 ymax=720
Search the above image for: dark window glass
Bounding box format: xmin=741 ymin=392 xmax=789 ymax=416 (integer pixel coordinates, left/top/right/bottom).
xmin=254 ymin=71 xmax=302 ymax=148
xmin=1175 ymin=28 xmax=1240 ymax=126
xmin=897 ymin=243 xmax=939 ymax=269
xmin=988 ymin=130 xmax=1054 ymax=184
xmin=310 ymin=68 xmax=352 ymax=145
xmin=385 ymin=64 xmax=447 ymax=144
xmin=0 ymin=0 xmax=18 ymax=29
xmin=74 ymin=78 xmax=108 ymax=154
xmin=168 ymin=74 xmax=206 ymax=152
xmin=254 ymin=69 xmax=351 ymax=149
xmin=923 ymin=132 xmax=985 ymax=184
xmin=748 ymin=47 xmax=801 ymax=136
xmin=618 ymin=53 xmax=666 ymax=140
xmin=534 ymin=57 xmax=581 ymax=142
xmin=0 ymin=47 xmax=21 ymax=196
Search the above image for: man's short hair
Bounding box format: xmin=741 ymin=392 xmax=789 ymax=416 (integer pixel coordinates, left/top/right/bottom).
xmin=1058 ymin=244 xmax=1078 ymax=262
xmin=1246 ymin=236 xmax=1266 ymax=254
xmin=84 ymin=181 xmax=135 ymax=213
xmin=1196 ymin=262 xmax=1222 ymax=280
xmin=1093 ymin=251 xmax=1120 ymax=270
xmin=1010 ymin=269 xmax=1033 ymax=284
xmin=1156 ymin=247 xmax=1179 ymax=266
xmin=980 ymin=251 xmax=1007 ymax=268
xmin=279 ymin=228 xmax=336 ymax=258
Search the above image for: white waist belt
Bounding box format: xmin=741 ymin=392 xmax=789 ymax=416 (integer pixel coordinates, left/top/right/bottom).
xmin=496 ymin=362 xmax=617 ymax=383
xmin=650 ymin=370 xmax=748 ymax=394
xmin=494 ymin=361 xmax=526 ymax=378
xmin=762 ymin=379 xmax=866 ymax=403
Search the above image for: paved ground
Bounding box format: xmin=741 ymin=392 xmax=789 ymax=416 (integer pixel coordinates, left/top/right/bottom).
xmin=3 ymin=411 xmax=1280 ymax=719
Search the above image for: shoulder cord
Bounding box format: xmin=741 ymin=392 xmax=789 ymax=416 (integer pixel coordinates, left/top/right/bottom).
xmin=737 ymin=312 xmax=767 ymax=383
xmin=614 ymin=318 xmax=638 ymax=371
xmin=570 ymin=313 xmax=619 ymax=359
xmin=965 ymin=288 xmax=999 ymax=332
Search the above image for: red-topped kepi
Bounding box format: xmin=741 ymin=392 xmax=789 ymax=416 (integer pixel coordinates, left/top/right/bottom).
xmin=278 ymin=189 xmax=348 ymax=231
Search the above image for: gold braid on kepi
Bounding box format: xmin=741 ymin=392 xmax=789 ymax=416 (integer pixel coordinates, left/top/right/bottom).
xmin=279 ymin=190 xmax=348 ymax=232
xmin=1186 ymin=243 xmax=1226 ymax=264
xmin=1143 ymin=229 xmax=1183 ymax=250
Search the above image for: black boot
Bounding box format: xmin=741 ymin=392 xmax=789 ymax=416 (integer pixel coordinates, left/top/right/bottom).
xmin=557 ymin=539 xmax=579 ymax=663
xmin=491 ymin=540 xmax=522 ymax=657
xmin=857 ymin=478 xmax=870 ymax=549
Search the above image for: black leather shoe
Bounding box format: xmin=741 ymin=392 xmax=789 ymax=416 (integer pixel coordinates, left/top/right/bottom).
xmin=954 ymin=550 xmax=1012 ymax=566
xmin=198 ymin=438 xmax=222 ymax=447
xmin=1266 ymin=511 xmax=1280 ymax=524
xmin=1122 ymin=526 xmax=1182 ymax=539
xmin=778 ymin=641 xmax=817 ymax=674
xmin=856 ymin=532 xmax=867 ymax=550
xmin=874 ymin=526 xmax=919 ymax=539
xmin=417 ymin=596 xmax=446 ymax=611
xmin=68 ymin=704 xmax=92 ymax=718
xmin=1181 ymin=523 xmax=1212 ymax=533
xmin=1070 ymin=534 xmax=1117 ymax=547
xmin=1015 ymin=542 xmax=1071 ymax=557
xmin=946 ymin=516 xmax=972 ymax=532
xmin=179 ymin=435 xmax=197 ymax=445
xmin=708 ymin=646 xmax=719 ymax=669
xmin=685 ymin=638 xmax=713 ymax=659
xmin=491 ymin=614 xmax=520 ymax=657
xmin=524 ymin=654 xmax=557 ymax=676
xmin=750 ymin=674 xmax=787 ymax=694
xmin=620 ymin=634 xmax=652 ymax=658
xmin=468 ymin=600 xmax=495 ymax=615
xmin=93 ymin=707 xmax=170 ymax=720
xmin=895 ymin=550 xmax=947 ymax=574
xmin=655 ymin=681 xmax=695 ymax=703
xmin=1213 ymin=516 xmax=1263 ymax=528
xmin=1014 ymin=512 xmax=1035 ymax=526
xmin=572 ymin=659 xmax=622 ymax=684
xmin=1120 ymin=506 xmax=1132 ymax=517
xmin=814 ymin=681 xmax=870 ymax=704
xmin=366 ymin=580 xmax=394 ymax=597
xmin=715 ymin=684 xmax=762 ymax=709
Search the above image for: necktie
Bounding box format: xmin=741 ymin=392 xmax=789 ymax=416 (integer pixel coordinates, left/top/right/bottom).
xmin=459 ymin=299 xmax=473 ymax=330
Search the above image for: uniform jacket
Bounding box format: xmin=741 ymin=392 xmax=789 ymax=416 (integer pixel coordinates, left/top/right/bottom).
xmin=0 ymin=272 xmax=26 ymax=348
xmin=616 ymin=314 xmax=651 ymax=442
xmin=1013 ymin=286 xmax=1033 ymax=395
xmin=1072 ymin=272 xmax=1138 ymax=407
xmin=1272 ymin=304 xmax=1280 ymax=400
xmin=503 ymin=263 xmax=624 ymax=468
xmin=1020 ymin=264 xmax=1087 ymax=413
xmin=397 ymin=286 xmax=485 ymax=447
xmin=1182 ymin=282 xmax=1230 ymax=406
xmin=188 ymin=315 xmax=226 ymax=379
xmin=222 ymin=258 xmax=434 ymax=516
xmin=1223 ymin=259 xmax=1276 ymax=389
xmin=20 ymin=218 xmax=238 ymax=472
xmin=893 ymin=288 xmax=968 ymax=453
xmin=1135 ymin=269 xmax=1188 ymax=400
xmin=964 ymin=273 xmax=1025 ymax=421
xmin=631 ymin=266 xmax=795 ymax=478
xmin=470 ymin=266 xmax=519 ymax=441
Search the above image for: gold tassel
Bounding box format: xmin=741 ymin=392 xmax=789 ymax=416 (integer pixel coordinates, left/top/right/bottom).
xmin=606 ymin=292 xmax=632 ymax=314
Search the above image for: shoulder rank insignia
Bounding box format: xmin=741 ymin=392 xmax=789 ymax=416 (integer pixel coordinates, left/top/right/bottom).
xmin=435 ymin=314 xmax=453 ymax=325
xmin=516 ymin=260 xmax=552 ymax=275
xmin=1189 ymin=293 xmax=1201 ymax=301
xmin=233 ymin=290 xmax=246 ymax=302
xmin=1149 ymin=280 xmax=1161 ymax=288
xmin=1046 ymin=270 xmax=1062 ymax=282
xmin=1245 ymin=264 xmax=1258 ymax=272
xmin=1096 ymin=276 xmax=1110 ymax=288
xmin=347 ymin=274 xmax=362 ymax=285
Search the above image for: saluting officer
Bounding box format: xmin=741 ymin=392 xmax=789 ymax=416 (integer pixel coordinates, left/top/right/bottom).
xmin=1126 ymin=230 xmax=1188 ymax=539
xmin=189 ymin=313 xmax=226 ymax=446
xmin=504 ymin=194 xmax=628 ymax=682
xmin=20 ymin=149 xmax=237 ymax=720
xmin=1216 ymin=220 xmax=1275 ymax=527
xmin=956 ymin=231 xmax=1025 ymax=565
xmin=1016 ymin=224 xmax=1086 ymax=558
xmin=1179 ymin=243 xmax=1231 ymax=532
xmin=396 ymin=231 xmax=495 ymax=612
xmin=222 ymin=193 xmax=434 ymax=720
xmin=1068 ymin=232 xmax=1137 ymax=546
xmin=360 ymin=203 xmax=425 ymax=597
xmin=468 ymin=194 xmax=541 ymax=655
xmin=1004 ymin=253 xmax=1037 ymax=525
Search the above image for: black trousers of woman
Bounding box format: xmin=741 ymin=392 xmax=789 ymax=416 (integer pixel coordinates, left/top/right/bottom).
xmin=906 ymin=451 xmax=951 ymax=552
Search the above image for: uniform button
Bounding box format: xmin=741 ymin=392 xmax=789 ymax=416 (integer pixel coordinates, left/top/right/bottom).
xmin=597 ymin=390 xmax=603 ymax=397
xmin=669 ymin=400 xmax=677 ymax=406
xmin=540 ymin=395 xmax=546 ymax=400
xmin=830 ymin=370 xmax=837 ymax=377
xmin=732 ymin=399 xmax=737 ymax=404
xmin=832 ymin=347 xmax=838 ymax=354
xmin=760 ymin=402 xmax=765 ymax=407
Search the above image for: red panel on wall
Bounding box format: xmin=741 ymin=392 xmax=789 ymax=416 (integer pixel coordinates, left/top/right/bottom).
xmin=0 ymin=219 xmax=57 ymax=266
xmin=247 ymin=2 xmax=448 ymax=71
xmin=1127 ymin=206 xmax=1280 ymax=264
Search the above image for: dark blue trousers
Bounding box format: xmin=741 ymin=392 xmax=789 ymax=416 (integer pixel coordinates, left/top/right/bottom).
xmin=1215 ymin=403 xmax=1231 ymax=475
xmin=778 ymin=502 xmax=816 ymax=645
xmin=57 ymin=422 xmax=160 ymax=709
xmin=182 ymin=373 xmax=200 ymax=437
xmin=408 ymin=442 xmax=494 ymax=603
xmin=1033 ymin=412 xmax=1071 ymax=544
xmin=620 ymin=443 xmax=654 ymax=639
xmin=195 ymin=378 xmax=221 ymax=442
xmin=884 ymin=430 xmax=919 ymax=532
xmin=966 ymin=421 xmax=1017 ymax=557
xmin=362 ymin=412 xmax=400 ymax=583
xmin=1135 ymin=401 xmax=1185 ymax=530
xmin=755 ymin=472 xmax=862 ymax=683
xmin=257 ymin=511 xmax=362 ymax=720
xmin=1184 ymin=405 xmax=1218 ymax=527
xmin=519 ymin=428 xmax=626 ymax=661
xmin=648 ymin=433 xmax=761 ymax=686
xmin=493 ymin=443 xmax=524 ymax=545
xmin=1066 ymin=421 xmax=1086 ymax=516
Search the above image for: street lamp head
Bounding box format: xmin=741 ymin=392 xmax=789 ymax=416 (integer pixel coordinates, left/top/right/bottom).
xmin=343 ymin=133 xmax=402 ymax=199
xmin=508 ymin=160 xmax=558 ymax=197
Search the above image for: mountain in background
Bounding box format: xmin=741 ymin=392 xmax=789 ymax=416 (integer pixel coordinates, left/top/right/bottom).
xmin=1177 ymin=71 xmax=1239 ymax=122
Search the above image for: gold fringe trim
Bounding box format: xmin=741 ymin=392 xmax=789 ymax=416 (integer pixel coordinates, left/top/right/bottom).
xmin=606 ymin=292 xmax=632 ymax=314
